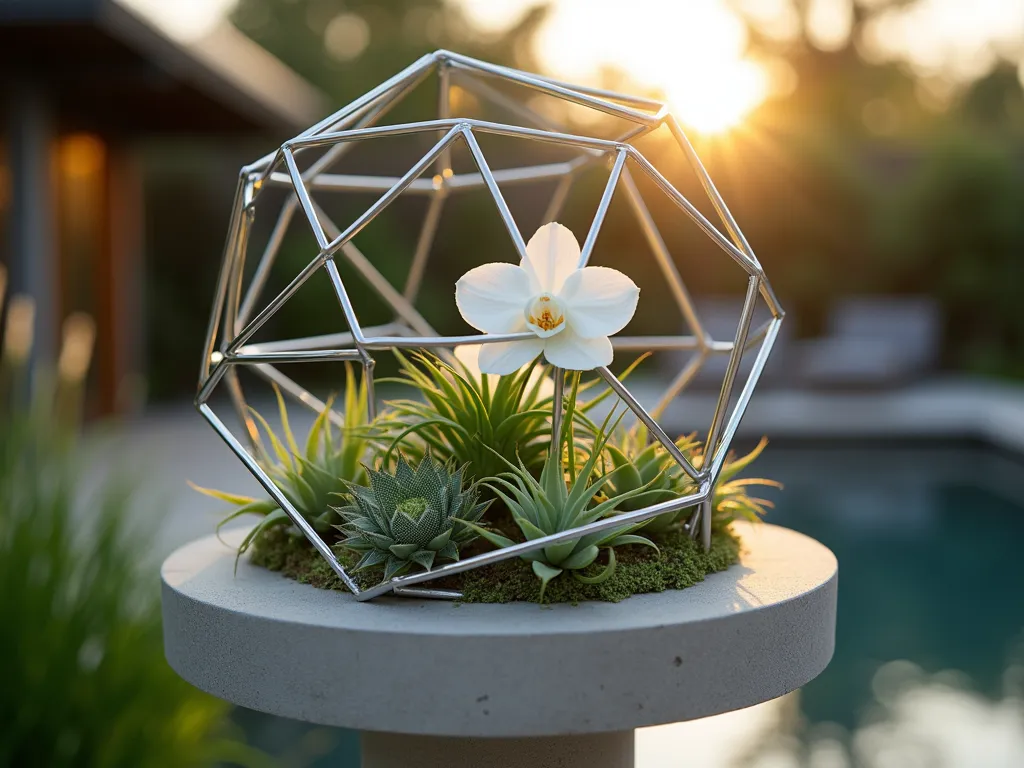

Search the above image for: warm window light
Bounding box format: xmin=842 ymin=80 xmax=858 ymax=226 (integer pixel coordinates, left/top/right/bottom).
xmin=59 ymin=134 xmax=105 ymax=179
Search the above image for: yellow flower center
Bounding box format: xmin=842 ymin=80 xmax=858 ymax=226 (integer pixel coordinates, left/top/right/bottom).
xmin=524 ymin=293 xmax=566 ymax=338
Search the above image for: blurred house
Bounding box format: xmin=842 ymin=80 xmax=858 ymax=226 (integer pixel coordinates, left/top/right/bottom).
xmin=0 ymin=0 xmax=325 ymax=414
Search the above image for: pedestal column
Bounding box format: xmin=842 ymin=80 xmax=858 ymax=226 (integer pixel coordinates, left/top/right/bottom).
xmin=360 ymin=731 xmax=634 ymax=768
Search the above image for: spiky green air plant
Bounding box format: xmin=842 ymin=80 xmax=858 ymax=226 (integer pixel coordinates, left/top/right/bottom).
xmin=370 ymin=350 xmax=556 ymax=480
xmin=710 ymin=438 xmax=781 ymax=528
xmin=372 ymin=351 xmax=645 ymax=483
xmin=335 ymin=453 xmax=489 ymax=581
xmin=191 ymin=365 xmax=372 ymax=564
xmin=603 ymin=425 xmax=780 ymax=533
xmin=465 ymin=383 xmax=659 ymax=600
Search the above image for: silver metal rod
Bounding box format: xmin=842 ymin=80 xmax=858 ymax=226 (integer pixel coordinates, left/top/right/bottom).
xmin=196 ymin=359 xmax=229 ymax=406
xmin=437 ymin=59 xmax=453 ymax=176
xmin=620 ymin=168 xmax=708 ymax=345
xmin=445 ymin=162 xmax=577 ymax=189
xmin=404 ymin=192 xmax=445 ymax=302
xmin=610 ymin=335 xmax=703 ymax=351
xmin=198 ymin=403 xmax=361 ymax=594
xmin=361 ymin=331 xmax=536 ymax=350
xmin=578 ymin=148 xmax=627 ymax=268
xmin=627 ymin=149 xmax=760 ymax=277
xmin=551 ymin=368 xmax=564 ymax=456
xmin=543 ymin=174 xmax=574 ymax=224
xmin=296 ymin=117 xmax=631 ymax=157
xmin=267 ymin=172 xmax=438 ymax=194
xmin=461 ymin=127 xmax=529 ymax=259
xmin=468 ymin=118 xmax=625 ymax=153
xmin=706 ymin=277 xmax=759 ymax=456
xmin=283 ymin=147 xmax=329 ymax=250
xmin=707 ymin=317 xmax=782 ymax=481
xmin=226 ymin=254 xmax=323 ymax=355
xmin=199 ymin=174 xmax=245 ymax=383
xmin=340 ymin=241 xmax=440 ymax=337
xmin=700 ymin=498 xmax=712 ymax=552
xmin=290 ymin=119 xmax=458 ymax=150
xmin=652 ymin=350 xmax=707 ymax=419
xmin=452 ymin=69 xmax=563 ymax=132
xmin=225 ymin=205 xmax=254 ymax=338
xmin=392 ymin=586 xmax=463 ymax=600
xmin=237 ymin=198 xmax=298 ymax=328
xmin=666 ymin=116 xmax=785 ymax=320
xmin=442 ymin=53 xmax=661 ymax=125
xmin=276 ymin=162 xmax=579 ymax=195
xmin=596 ymin=367 xmax=701 ymax=481
xmin=441 ymin=49 xmax=664 ymax=110
xmin=363 ymin=356 xmax=377 ymax=421
xmin=238 ymin=324 xmax=406 ymax=355
xmin=224 ymin=366 xmax=260 ymax=451
xmin=744 ymin=318 xmax=773 ymax=351
xmin=227 ymin=349 xmax=363 ymax=364
xmin=324 ymin=259 xmax=367 ymax=344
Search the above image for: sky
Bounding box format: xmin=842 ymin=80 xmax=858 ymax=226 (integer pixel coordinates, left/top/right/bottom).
xmin=122 ymin=0 xmax=1024 ymax=134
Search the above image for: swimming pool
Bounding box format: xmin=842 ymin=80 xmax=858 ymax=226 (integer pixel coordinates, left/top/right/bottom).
xmin=638 ymin=441 xmax=1024 ymax=767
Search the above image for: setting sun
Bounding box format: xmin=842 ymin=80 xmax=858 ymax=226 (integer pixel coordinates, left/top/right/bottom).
xmin=662 ymin=58 xmax=768 ymax=134
xmin=461 ymin=0 xmax=769 ymax=134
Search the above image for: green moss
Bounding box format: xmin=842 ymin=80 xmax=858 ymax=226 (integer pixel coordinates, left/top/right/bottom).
xmin=250 ymin=525 xmax=742 ymax=604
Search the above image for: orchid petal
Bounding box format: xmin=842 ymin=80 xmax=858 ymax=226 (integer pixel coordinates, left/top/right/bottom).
xmin=477 ymin=338 xmax=545 ymax=375
xmin=455 ymin=263 xmax=532 ymax=333
xmin=543 ymin=329 xmax=613 ymax=371
xmin=558 ymin=266 xmax=640 ymax=338
xmin=522 ymin=222 xmax=580 ymax=293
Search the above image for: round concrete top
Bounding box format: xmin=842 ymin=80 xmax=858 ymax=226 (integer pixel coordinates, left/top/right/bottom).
xmin=161 ymin=522 xmax=837 ymax=738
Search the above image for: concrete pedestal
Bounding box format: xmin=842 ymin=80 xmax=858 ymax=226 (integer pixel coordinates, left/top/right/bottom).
xmin=161 ymin=522 xmax=837 ymax=767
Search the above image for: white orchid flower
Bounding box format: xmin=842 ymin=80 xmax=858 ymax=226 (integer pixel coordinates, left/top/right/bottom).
xmin=454 ymin=222 xmax=640 ymax=375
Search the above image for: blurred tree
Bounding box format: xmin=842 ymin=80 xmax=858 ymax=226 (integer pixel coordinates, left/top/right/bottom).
xmin=232 ymin=0 xmax=548 ymax=110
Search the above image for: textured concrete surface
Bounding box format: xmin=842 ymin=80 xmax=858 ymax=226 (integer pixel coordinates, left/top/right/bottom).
xmin=162 ymin=522 xmax=837 ymax=738
xmin=360 ymin=731 xmax=634 ymax=768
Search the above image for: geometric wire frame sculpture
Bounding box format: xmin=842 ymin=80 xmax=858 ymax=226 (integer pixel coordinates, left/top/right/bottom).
xmin=196 ymin=50 xmax=784 ymax=601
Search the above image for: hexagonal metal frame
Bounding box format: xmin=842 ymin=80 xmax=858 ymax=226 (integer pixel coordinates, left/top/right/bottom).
xmin=195 ymin=51 xmax=784 ymax=601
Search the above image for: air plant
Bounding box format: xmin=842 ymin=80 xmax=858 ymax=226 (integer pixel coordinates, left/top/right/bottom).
xmin=191 ymin=365 xmax=372 ymax=562
xmin=371 ymin=350 xmax=557 ymax=481
xmin=334 ymin=452 xmax=489 ymax=580
xmin=372 ymin=350 xmax=646 ymax=484
xmin=603 ymin=423 xmax=780 ymax=533
xmin=465 ymin=383 xmax=659 ymax=600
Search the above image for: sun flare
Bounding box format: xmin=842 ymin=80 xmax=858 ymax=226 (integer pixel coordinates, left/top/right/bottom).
xmin=462 ymin=0 xmax=769 ymax=135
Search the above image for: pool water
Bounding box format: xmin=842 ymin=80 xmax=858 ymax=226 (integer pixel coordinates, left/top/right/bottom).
xmin=232 ymin=442 xmax=1024 ymax=767
xmin=649 ymin=441 xmax=1024 ymax=768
